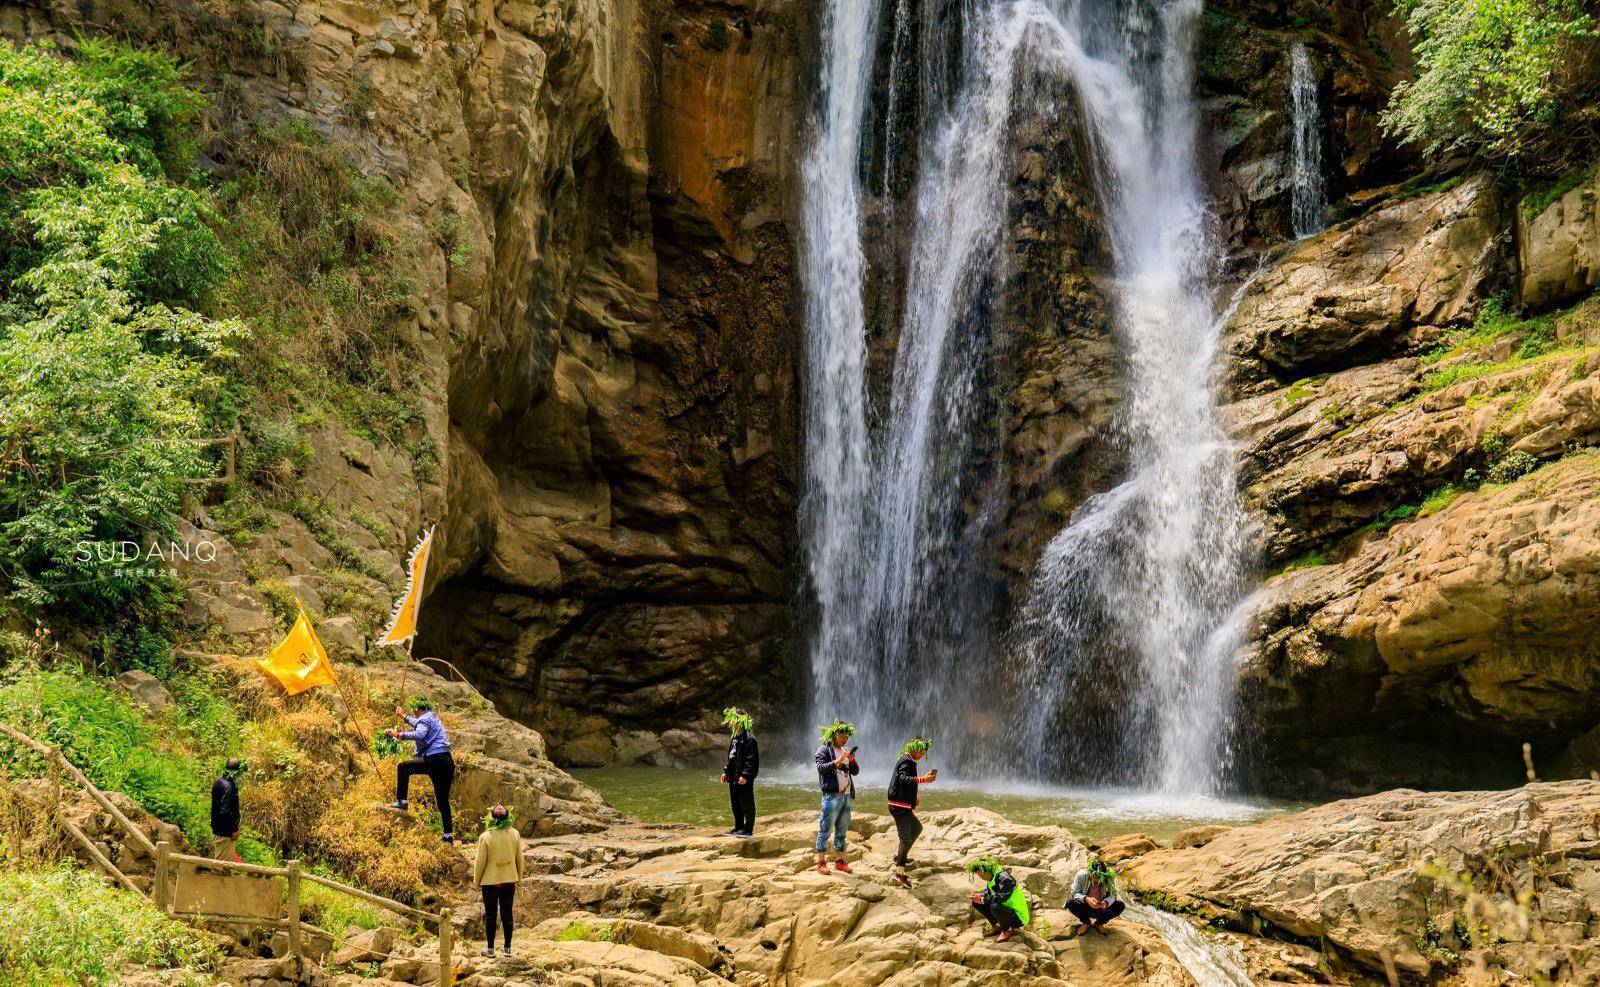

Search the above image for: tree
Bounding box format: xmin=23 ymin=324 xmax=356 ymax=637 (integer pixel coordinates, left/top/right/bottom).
xmin=1383 ymin=0 xmax=1596 ymax=157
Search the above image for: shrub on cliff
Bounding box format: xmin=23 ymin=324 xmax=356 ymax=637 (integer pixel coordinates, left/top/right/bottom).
xmin=1384 ymin=0 xmax=1596 ymax=158
xmin=0 ymin=40 xmax=240 ymax=624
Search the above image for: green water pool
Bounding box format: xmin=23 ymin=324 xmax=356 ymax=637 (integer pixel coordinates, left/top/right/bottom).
xmin=571 ymin=766 xmax=1304 ymax=843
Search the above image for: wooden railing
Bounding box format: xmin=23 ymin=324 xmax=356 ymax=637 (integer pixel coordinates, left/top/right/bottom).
xmin=0 ymin=720 xmax=455 ymax=986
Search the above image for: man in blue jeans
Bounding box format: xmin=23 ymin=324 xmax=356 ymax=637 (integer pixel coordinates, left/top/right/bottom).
xmin=813 ymin=719 xmax=859 ymax=875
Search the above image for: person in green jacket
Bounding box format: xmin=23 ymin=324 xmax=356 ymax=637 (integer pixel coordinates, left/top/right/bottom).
xmin=966 ymin=856 xmax=1030 ymax=942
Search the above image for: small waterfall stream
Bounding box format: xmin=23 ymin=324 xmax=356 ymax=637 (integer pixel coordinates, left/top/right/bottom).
xmin=1289 ymin=42 xmax=1325 ymax=237
xmin=1127 ymin=902 xmax=1257 ymax=987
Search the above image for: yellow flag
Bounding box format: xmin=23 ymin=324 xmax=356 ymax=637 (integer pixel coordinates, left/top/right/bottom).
xmin=377 ymin=526 xmax=434 ymax=648
xmin=256 ymin=607 xmax=337 ymax=696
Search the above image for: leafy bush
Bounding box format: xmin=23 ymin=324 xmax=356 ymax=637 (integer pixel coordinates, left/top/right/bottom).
xmin=1384 ymin=0 xmax=1595 ymax=157
xmin=1486 ymin=450 xmax=1539 ymax=484
xmin=0 ymin=40 xmax=241 ymax=623
xmin=0 ymin=865 xmax=220 ymax=985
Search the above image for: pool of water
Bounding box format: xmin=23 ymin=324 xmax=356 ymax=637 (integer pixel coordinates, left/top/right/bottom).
xmin=572 ymin=766 xmax=1305 ymax=843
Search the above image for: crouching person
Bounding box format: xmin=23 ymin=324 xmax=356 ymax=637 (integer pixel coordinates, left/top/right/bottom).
xmin=967 ymin=856 xmax=1030 ymax=942
xmin=1066 ymin=857 xmax=1125 ymax=935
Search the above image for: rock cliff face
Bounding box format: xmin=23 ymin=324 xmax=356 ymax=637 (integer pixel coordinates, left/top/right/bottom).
xmin=1 ymin=0 xmax=807 ymax=766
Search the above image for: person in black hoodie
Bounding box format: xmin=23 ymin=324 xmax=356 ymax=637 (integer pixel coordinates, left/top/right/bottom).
xmin=719 ymin=707 xmax=759 ymax=837
xmin=210 ymin=758 xmax=244 ymax=861
xmin=886 ymin=737 xmax=936 ymax=888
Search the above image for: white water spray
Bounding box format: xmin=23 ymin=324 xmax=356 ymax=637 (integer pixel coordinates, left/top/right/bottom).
xmin=1289 ymin=42 xmax=1325 ymax=237
xmin=799 ymin=0 xmax=1249 ymax=795
xmin=799 ymin=0 xmax=880 ymax=691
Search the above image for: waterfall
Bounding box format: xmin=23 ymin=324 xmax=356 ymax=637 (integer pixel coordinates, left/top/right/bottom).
xmin=798 ymin=0 xmax=879 ymax=703
xmin=1289 ymin=42 xmax=1325 ymax=238
xmin=799 ymin=0 xmax=1248 ymax=794
xmin=1010 ymin=0 xmax=1248 ymax=795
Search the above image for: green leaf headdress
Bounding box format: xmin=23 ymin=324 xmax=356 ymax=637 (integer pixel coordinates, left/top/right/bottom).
xmin=483 ymin=805 xmax=515 ymax=830
xmin=818 ymin=718 xmax=856 ymax=743
xmin=1087 ymin=856 xmax=1117 ymax=894
xmin=721 ymin=707 xmax=754 ymax=734
xmin=966 ymin=855 xmax=1002 ymax=878
xmin=407 ymin=695 xmax=436 ymax=713
xmin=901 ymin=736 xmax=931 ymax=756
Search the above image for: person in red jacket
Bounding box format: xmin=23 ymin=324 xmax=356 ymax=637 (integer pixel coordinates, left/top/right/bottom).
xmin=886 ymin=737 xmax=936 ymax=888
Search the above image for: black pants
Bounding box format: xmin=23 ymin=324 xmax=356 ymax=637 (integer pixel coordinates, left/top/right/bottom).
xmin=398 ymin=752 xmax=455 ymax=834
xmin=1067 ymin=898 xmax=1125 ymax=927
xmin=728 ymin=781 xmax=756 ymax=834
xmin=972 ymin=900 xmax=1023 ymax=931
xmin=481 ymin=883 xmax=514 ymax=948
xmin=891 ymin=809 xmax=921 ymax=866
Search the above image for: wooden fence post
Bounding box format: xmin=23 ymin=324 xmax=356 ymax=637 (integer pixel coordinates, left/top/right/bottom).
xmin=285 ymin=859 xmax=302 ymax=979
xmin=439 ymin=906 xmax=454 ymax=987
xmin=154 ymin=840 xmax=173 ymax=914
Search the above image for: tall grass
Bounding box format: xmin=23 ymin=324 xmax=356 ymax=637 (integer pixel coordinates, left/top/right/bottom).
xmin=0 ymin=865 xmax=220 ymax=985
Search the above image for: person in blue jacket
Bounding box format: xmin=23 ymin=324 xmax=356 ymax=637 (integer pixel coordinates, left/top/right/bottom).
xmin=386 ymin=695 xmax=456 ymax=842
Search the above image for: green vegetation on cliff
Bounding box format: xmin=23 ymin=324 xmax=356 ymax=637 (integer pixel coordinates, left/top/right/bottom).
xmin=1385 ymin=0 xmax=1595 ymax=157
xmin=0 ymin=40 xmax=239 ymax=625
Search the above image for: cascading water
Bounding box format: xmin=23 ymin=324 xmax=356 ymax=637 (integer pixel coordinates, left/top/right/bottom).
xmin=1008 ymin=0 xmax=1249 ymax=796
xmin=1289 ymin=42 xmax=1325 ymax=238
xmin=799 ymin=0 xmax=1249 ymax=796
xmin=798 ymin=0 xmax=879 ymax=703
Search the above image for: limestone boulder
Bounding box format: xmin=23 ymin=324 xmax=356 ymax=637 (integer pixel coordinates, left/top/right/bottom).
xmin=115 ymin=670 xmax=175 ymax=717
xmin=1121 ymin=782 xmax=1600 ymax=984
xmin=447 ymin=808 xmax=1201 ymax=987
xmin=1224 ymin=174 xmax=1510 ymax=395
xmin=1240 ymin=453 xmax=1600 ymax=791
xmin=1520 ymin=163 xmax=1600 ymax=309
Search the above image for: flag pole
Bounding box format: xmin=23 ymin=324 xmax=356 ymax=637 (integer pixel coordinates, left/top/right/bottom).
xmin=332 ymin=665 xmax=385 ymax=778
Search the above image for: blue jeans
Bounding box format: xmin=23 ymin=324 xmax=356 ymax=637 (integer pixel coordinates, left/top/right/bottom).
xmin=815 ymin=793 xmax=852 ymax=853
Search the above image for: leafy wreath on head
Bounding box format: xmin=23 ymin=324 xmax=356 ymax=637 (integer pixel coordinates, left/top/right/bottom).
xmin=966 ymin=855 xmax=1003 ymax=878
xmin=722 ymin=707 xmax=754 ymax=734
xmin=901 ymin=736 xmax=931 ymax=756
xmin=1087 ymin=856 xmax=1117 ymax=894
xmin=483 ymin=806 xmax=515 ymax=830
xmin=818 ymin=719 xmax=856 ymax=743
xmin=407 ymin=695 xmax=436 ymax=713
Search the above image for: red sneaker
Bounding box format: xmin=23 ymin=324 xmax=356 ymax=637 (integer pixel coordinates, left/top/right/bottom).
xmin=816 ymin=863 xmax=831 ymax=875
xmin=893 ymin=872 xmax=910 ymax=888
xmin=833 ymin=859 xmax=853 ymax=873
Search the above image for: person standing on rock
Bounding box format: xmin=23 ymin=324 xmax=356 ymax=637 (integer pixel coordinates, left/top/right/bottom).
xmin=887 ymin=737 xmax=936 ymax=888
xmin=813 ymin=719 xmax=859 ymax=875
xmin=967 ymin=856 xmax=1030 ymax=942
xmin=719 ymin=707 xmax=759 ymax=838
xmin=474 ymin=804 xmax=523 ymax=957
xmin=386 ymin=695 xmax=456 ymax=842
xmin=210 ymin=758 xmax=245 ymax=861
xmin=1066 ymin=857 xmax=1125 ymax=935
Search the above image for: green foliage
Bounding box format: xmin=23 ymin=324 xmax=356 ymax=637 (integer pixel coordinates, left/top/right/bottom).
xmin=1279 ymin=549 xmax=1329 ymax=573
xmin=1364 ymin=502 xmax=1420 ymax=535
xmin=1383 ymin=0 xmax=1595 ymax=156
xmin=0 ymin=40 xmax=241 ymax=623
xmin=1418 ymin=484 xmax=1464 ymax=517
xmin=701 ymin=18 xmax=730 ymax=52
xmin=1486 ymin=449 xmax=1539 ymax=484
xmin=213 ymin=122 xmax=420 ymax=447
xmin=0 ymin=668 xmax=226 ymax=848
xmin=0 ymin=864 xmax=220 ymax=985
xmin=554 ymin=920 xmax=617 ymax=943
xmin=1419 ymin=295 xmax=1570 ymax=393
xmin=1522 ymin=165 xmax=1594 ymax=220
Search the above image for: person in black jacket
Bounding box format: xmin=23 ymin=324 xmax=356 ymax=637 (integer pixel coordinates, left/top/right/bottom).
xmin=718 ymin=707 xmax=759 ymax=837
xmin=210 ymin=758 xmax=244 ymax=861
xmin=886 ymin=737 xmax=936 ymax=888
xmin=813 ymin=719 xmax=860 ymax=875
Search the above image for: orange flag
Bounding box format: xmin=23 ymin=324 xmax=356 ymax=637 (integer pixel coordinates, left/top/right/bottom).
xmin=377 ymin=526 xmax=434 ymax=648
xmin=256 ymin=606 xmax=337 ymax=696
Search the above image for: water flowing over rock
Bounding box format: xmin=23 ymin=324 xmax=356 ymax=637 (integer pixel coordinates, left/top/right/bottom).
xmin=1288 ymin=42 xmax=1325 ymax=239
